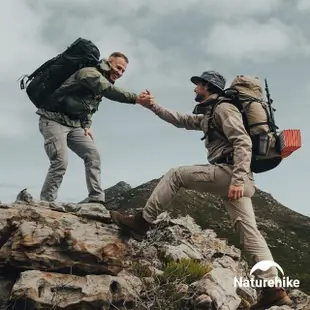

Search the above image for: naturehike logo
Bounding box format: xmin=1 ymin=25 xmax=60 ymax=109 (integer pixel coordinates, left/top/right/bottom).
xmin=234 ymin=260 xmax=300 ymax=288
xmin=249 ymin=260 xmax=284 ymax=276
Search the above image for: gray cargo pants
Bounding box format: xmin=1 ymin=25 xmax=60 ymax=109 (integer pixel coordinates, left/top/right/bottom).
xmin=39 ymin=116 xmax=105 ymax=202
xmin=142 ymin=163 xmax=277 ymax=281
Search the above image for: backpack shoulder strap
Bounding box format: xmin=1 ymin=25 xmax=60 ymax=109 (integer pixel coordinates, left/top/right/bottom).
xmin=207 ymin=96 xmax=251 ymax=142
xmin=201 ymin=97 xmax=231 ymax=141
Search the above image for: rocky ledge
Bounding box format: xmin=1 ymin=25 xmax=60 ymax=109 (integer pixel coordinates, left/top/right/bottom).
xmin=0 ymin=191 xmax=309 ymax=309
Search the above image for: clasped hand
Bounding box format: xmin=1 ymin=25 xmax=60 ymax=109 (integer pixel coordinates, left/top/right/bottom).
xmin=136 ymin=89 xmax=155 ymax=107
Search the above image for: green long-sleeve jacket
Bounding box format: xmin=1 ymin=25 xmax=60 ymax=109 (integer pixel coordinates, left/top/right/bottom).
xmin=36 ymin=59 xmax=137 ymax=128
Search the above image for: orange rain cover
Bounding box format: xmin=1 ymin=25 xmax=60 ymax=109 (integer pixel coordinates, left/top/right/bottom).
xmin=279 ymin=129 xmax=302 ymax=158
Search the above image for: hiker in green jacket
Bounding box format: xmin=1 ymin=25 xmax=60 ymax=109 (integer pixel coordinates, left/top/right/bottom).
xmin=37 ymin=52 xmax=153 ymax=204
xmin=110 ymin=71 xmax=293 ymax=309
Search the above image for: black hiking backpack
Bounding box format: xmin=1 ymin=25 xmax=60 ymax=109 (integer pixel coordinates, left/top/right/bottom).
xmin=19 ymin=38 xmax=100 ymax=108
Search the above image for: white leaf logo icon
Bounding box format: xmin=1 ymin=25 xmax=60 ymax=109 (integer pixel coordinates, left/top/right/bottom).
xmin=250 ymin=260 xmax=284 ymax=276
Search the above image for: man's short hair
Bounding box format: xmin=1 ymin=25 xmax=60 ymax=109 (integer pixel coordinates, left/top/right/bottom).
xmin=108 ymin=52 xmax=129 ymax=64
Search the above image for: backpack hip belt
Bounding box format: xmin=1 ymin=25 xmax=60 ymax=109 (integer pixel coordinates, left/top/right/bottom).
xmin=212 ymin=152 xmax=234 ymax=165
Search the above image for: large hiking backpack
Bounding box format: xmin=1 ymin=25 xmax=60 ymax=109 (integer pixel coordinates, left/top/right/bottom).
xmin=208 ymin=75 xmax=301 ymax=173
xmin=19 ymin=38 xmax=100 ymax=108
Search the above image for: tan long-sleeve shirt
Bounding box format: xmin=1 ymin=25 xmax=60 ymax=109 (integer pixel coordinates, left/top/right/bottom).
xmin=147 ymin=96 xmax=252 ymax=186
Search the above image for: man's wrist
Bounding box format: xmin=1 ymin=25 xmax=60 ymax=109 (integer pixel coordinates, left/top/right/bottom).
xmin=230 ymin=180 xmax=244 ymax=187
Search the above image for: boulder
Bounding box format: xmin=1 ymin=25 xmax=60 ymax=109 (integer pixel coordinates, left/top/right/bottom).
xmin=0 ymin=204 xmax=126 ymax=276
xmin=11 ymin=269 xmax=142 ymax=309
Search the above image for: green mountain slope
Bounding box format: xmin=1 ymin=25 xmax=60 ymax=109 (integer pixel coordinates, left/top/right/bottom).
xmin=105 ymin=179 xmax=310 ymax=294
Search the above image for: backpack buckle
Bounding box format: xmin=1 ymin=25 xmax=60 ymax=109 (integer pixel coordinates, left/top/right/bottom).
xmin=213 ymin=152 xmax=234 ymax=165
xmin=222 ymin=152 xmax=234 ymax=164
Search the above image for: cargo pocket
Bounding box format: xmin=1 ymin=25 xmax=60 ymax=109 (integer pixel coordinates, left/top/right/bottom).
xmin=191 ymin=165 xmax=215 ymax=183
xmin=39 ymin=117 xmax=52 ymax=134
xmin=44 ymin=141 xmax=58 ymax=161
xmin=233 ymin=217 xmax=245 ymax=246
xmin=39 ymin=118 xmax=47 ymax=134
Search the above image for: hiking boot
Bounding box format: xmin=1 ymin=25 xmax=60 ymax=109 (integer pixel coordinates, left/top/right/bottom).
xmin=250 ymin=287 xmax=293 ymax=310
xmin=110 ymin=211 xmax=151 ymax=241
xmin=88 ymin=199 xmax=105 ymax=206
xmin=78 ymin=198 xmax=105 ymax=206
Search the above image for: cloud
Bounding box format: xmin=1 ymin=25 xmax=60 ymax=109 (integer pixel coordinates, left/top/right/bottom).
xmin=0 ymin=183 xmax=25 ymax=189
xmin=140 ymin=0 xmax=283 ymax=18
xmin=28 ymin=0 xmax=284 ymax=20
xmin=306 ymin=82 xmax=310 ymax=95
xmin=204 ymin=18 xmax=310 ymax=63
xmin=297 ymin=0 xmax=310 ymax=11
xmin=0 ymin=1 xmax=57 ymax=137
xmin=38 ymin=0 xmax=283 ymax=18
xmin=199 ymin=0 xmax=284 ymax=18
xmin=1 ymin=1 xmax=56 ymax=77
xmin=0 ymin=115 xmax=27 ymax=138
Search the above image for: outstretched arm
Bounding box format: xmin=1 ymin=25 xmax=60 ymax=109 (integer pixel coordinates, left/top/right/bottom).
xmin=77 ymin=68 xmax=137 ymax=104
xmin=142 ymin=101 xmax=203 ymax=131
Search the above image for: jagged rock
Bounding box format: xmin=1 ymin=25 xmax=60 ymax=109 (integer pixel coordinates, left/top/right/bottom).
xmin=76 ymin=203 xmax=112 ymax=223
xmin=189 ymin=267 xmax=241 ymax=310
xmin=127 ymin=239 xmax=163 ymax=270
xmin=236 ymin=286 xmax=257 ymax=306
xmin=15 ymin=188 xmax=34 ymax=203
xmin=49 ymin=202 xmax=67 ymax=212
xmin=288 ymin=289 xmax=310 ymax=309
xmin=129 ymin=259 xmax=163 ymax=279
xmin=265 ymin=307 xmax=293 ymax=310
xmin=0 ymin=204 xmax=127 ymax=276
xmin=129 ymin=241 xmax=158 ymax=260
xmin=238 ymin=297 xmax=252 ymax=310
xmin=62 ymin=203 xmax=81 ymax=212
xmin=150 ymin=214 xmax=241 ymax=262
xmin=176 ymin=283 xmax=189 ymax=294
xmin=194 ymin=294 xmax=213 ymax=309
xmin=10 ymin=269 xmax=142 ymax=309
xmin=170 ymin=215 xmax=203 ymax=234
xmin=212 ymin=254 xmax=239 ymax=272
xmin=0 ymin=207 xmax=15 ymax=243
xmin=13 ymin=190 xmax=112 ymax=222
xmin=159 ymin=242 xmax=204 ymax=261
xmin=190 ymin=230 xmax=241 ymax=262
xmin=48 ymin=201 xmax=112 ymax=223
xmin=141 ymin=276 xmax=156 ymax=290
xmin=0 ymin=276 xmax=15 ymax=308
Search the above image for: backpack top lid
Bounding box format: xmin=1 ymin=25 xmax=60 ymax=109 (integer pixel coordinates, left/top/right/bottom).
xmin=230 ymin=75 xmax=264 ymax=101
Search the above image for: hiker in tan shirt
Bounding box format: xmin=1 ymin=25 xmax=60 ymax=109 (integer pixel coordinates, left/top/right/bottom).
xmin=110 ymin=71 xmax=293 ymax=309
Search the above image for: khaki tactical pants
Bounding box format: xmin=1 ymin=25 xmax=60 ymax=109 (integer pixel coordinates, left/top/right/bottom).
xmin=143 ymin=164 xmax=278 ymax=281
xmin=39 ymin=116 xmax=105 ymax=202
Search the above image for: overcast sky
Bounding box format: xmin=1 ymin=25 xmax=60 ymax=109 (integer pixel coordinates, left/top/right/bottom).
xmin=1 ymin=0 xmax=309 ymax=217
